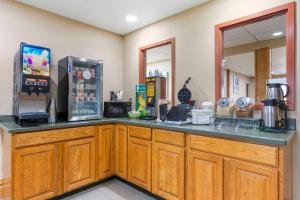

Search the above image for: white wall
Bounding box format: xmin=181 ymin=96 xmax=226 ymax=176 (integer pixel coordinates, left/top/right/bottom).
xmin=228 ymin=71 xmax=253 ymax=100
xmin=271 ymin=46 xmax=287 ymax=75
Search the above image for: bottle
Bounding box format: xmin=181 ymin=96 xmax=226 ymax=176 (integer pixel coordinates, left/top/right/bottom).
xmin=48 ymin=98 xmax=57 ymax=124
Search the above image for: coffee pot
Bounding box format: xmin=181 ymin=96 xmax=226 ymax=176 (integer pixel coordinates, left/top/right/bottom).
xmin=261 ymin=82 xmax=289 ymax=130
xmin=266 ymin=83 xmax=288 ymax=100
xmin=262 ymin=99 xmax=281 ymax=128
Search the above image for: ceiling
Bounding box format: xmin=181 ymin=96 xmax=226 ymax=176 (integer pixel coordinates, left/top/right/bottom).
xmin=146 ymin=44 xmax=171 ymax=64
xmin=17 ymin=0 xmax=209 ymax=35
xmin=224 ymin=14 xmax=286 ymax=48
xmin=224 ymin=52 xmax=255 ymax=77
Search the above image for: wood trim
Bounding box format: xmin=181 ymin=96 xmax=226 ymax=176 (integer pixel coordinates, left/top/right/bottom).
xmin=128 ymin=126 xmax=152 ymax=140
xmin=139 ymin=38 xmax=176 ymax=104
xmin=215 ymin=2 xmax=296 ymax=110
xmin=271 ymin=74 xmax=286 ymax=79
xmin=189 ymin=134 xmax=278 ymax=167
xmin=278 ymin=145 xmax=293 ymax=200
xmin=153 ymin=129 xmax=185 ymax=147
xmin=226 ymin=69 xmax=230 ymax=97
xmin=0 ymin=179 xmax=11 ymax=199
xmin=0 ymin=179 xmax=2 ymax=199
xmin=14 ymin=126 xmax=95 ymax=148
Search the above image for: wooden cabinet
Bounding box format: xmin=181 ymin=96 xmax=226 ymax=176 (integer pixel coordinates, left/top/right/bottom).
xmin=115 ymin=125 xmax=128 ymax=179
xmin=187 ymin=134 xmax=283 ymax=200
xmin=14 ymin=144 xmax=59 ymax=200
xmin=97 ymin=125 xmax=115 ymax=180
xmin=63 ymin=137 xmax=95 ymax=192
xmin=128 ymin=130 xmax=152 ymax=191
xmin=4 ymin=125 xmax=291 ymax=200
xmin=224 ymin=159 xmax=278 ymax=200
xmin=152 ymin=142 xmax=185 ymax=200
xmin=187 ymin=150 xmax=223 ymax=200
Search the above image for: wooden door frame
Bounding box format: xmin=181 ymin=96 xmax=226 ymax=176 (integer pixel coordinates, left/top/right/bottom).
xmin=139 ymin=38 xmax=176 ymax=103
xmin=215 ymin=2 xmax=296 ymax=110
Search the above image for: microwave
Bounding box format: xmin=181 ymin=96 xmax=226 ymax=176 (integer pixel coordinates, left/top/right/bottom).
xmin=104 ymin=101 xmax=132 ymax=118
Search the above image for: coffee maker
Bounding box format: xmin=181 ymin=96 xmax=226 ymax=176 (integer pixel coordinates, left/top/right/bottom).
xmin=261 ymin=82 xmax=288 ymax=130
xmin=13 ymin=43 xmax=51 ymax=125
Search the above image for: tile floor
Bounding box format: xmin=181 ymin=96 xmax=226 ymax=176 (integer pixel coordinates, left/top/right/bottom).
xmin=62 ymin=179 xmax=157 ymax=200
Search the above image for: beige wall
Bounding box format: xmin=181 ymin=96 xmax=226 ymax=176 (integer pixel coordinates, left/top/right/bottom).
xmin=0 ymin=0 xmax=299 ymax=198
xmin=0 ymin=0 xmax=124 ymax=115
xmin=123 ymin=0 xmax=294 ymax=103
xmin=124 ymin=0 xmax=299 ymax=199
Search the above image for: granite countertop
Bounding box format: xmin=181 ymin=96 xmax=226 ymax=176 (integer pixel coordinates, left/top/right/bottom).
xmin=0 ymin=115 xmax=295 ymax=146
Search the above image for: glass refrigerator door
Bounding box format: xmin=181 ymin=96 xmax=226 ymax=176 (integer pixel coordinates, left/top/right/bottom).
xmin=69 ymin=61 xmax=102 ymax=121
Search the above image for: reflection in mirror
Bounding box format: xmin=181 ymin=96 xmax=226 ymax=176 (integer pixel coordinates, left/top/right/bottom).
xmin=221 ymin=14 xmax=286 ymax=101
xmin=145 ymin=44 xmax=172 ymax=100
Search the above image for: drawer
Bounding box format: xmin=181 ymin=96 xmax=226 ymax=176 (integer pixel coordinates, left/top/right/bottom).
xmin=128 ymin=126 xmax=151 ymax=140
xmin=14 ymin=126 xmax=95 ymax=148
xmin=153 ymin=129 xmax=185 ymax=147
xmin=189 ymin=134 xmax=278 ymax=167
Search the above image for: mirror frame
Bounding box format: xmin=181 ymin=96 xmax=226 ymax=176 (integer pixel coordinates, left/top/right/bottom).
xmin=139 ymin=37 xmax=176 ymax=104
xmin=215 ymin=2 xmax=296 ymax=110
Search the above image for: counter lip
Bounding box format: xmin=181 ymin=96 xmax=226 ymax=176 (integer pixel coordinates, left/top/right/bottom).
xmin=0 ymin=116 xmax=295 ymax=146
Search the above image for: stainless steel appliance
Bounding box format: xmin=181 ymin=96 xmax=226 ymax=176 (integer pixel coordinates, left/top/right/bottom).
xmin=145 ymin=77 xmax=166 ymax=117
xmin=57 ymin=56 xmax=103 ymax=121
xmin=266 ymin=83 xmax=288 ymax=100
xmin=13 ymin=43 xmax=51 ymax=125
xmin=262 ymin=99 xmax=281 ymax=128
xmin=104 ymin=101 xmax=132 ymax=118
xmin=261 ymin=82 xmax=289 ymax=130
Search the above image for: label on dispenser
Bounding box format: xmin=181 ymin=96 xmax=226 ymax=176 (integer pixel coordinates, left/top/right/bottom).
xmin=83 ymin=70 xmax=92 ymax=80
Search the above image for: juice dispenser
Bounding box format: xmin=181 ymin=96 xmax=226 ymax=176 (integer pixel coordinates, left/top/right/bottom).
xmin=13 ymin=43 xmax=51 ymax=125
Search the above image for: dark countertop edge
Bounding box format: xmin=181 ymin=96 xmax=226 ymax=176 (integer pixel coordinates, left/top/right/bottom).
xmin=115 ymin=121 xmax=294 ymax=146
xmin=0 ymin=119 xmax=295 ymax=147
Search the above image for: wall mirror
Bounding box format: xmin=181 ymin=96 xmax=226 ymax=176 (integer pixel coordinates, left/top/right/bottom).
xmin=215 ymin=2 xmax=295 ymax=110
xmin=139 ymin=38 xmax=175 ymax=103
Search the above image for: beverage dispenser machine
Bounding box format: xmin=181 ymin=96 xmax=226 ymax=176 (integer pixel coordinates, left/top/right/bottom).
xmin=145 ymin=77 xmax=166 ymax=117
xmin=57 ymin=56 xmax=103 ymax=121
xmin=13 ymin=43 xmax=51 ymax=125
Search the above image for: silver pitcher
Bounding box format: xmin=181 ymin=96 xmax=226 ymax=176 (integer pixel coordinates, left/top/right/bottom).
xmin=262 ymin=99 xmax=281 ymax=128
xmin=266 ymin=83 xmax=288 ymax=100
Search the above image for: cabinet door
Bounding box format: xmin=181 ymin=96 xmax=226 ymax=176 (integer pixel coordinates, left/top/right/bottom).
xmin=187 ymin=151 xmax=223 ymax=200
xmin=128 ymin=137 xmax=151 ymax=191
xmin=14 ymin=144 xmax=59 ymax=200
xmin=63 ymin=137 xmax=95 ymax=192
xmin=152 ymin=142 xmax=185 ymax=200
xmin=225 ymin=159 xmax=278 ymax=200
xmin=115 ymin=125 xmax=128 ymax=179
xmin=98 ymin=125 xmax=115 ymax=180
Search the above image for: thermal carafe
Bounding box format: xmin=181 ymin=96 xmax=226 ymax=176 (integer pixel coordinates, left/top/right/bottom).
xmin=266 ymin=83 xmax=288 ymax=100
xmin=262 ymin=99 xmax=281 ymax=128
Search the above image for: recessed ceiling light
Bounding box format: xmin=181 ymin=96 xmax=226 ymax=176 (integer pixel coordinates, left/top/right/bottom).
xmin=272 ymin=32 xmax=283 ymax=36
xmin=126 ymin=15 xmax=138 ymax=23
